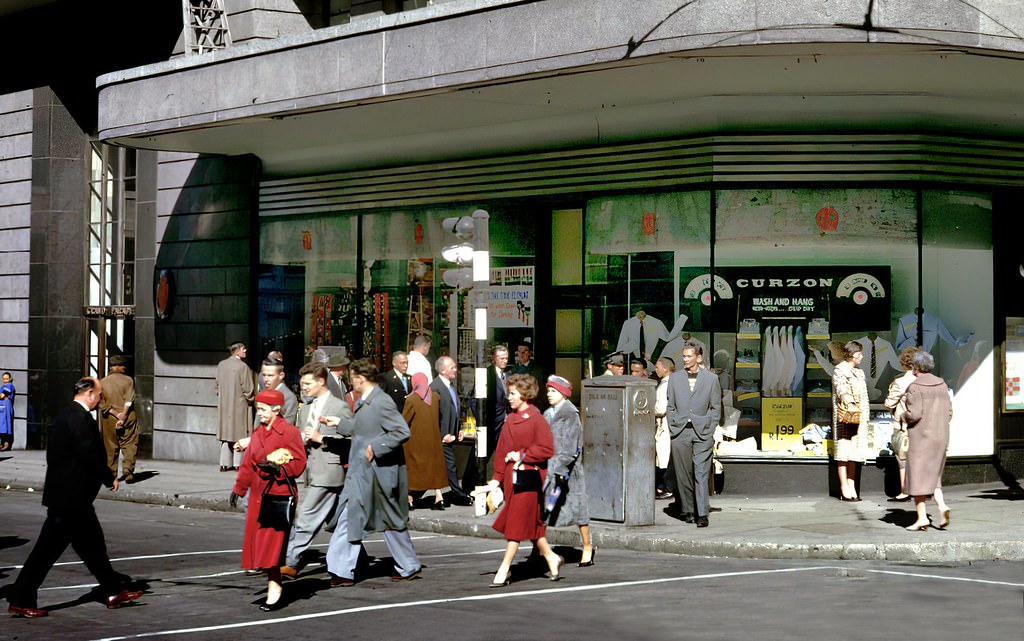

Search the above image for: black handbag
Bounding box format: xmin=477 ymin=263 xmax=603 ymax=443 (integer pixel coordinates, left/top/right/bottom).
xmin=512 ymin=464 xmax=542 ymax=493
xmin=257 ymin=475 xmax=297 ymax=531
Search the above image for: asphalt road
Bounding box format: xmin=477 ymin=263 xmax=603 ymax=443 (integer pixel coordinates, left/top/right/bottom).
xmin=1 ymin=489 xmax=1021 ymax=641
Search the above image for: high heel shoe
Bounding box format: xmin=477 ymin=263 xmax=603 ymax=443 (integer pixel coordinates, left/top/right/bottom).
xmin=938 ymin=508 xmax=951 ymax=529
xmin=840 ymin=496 xmax=858 ymax=502
xmin=259 ymin=599 xmax=285 ymax=612
xmin=905 ymin=522 xmax=929 ymax=532
xmin=578 ymin=548 xmax=596 ymax=568
xmin=489 ymin=570 xmax=511 ymax=588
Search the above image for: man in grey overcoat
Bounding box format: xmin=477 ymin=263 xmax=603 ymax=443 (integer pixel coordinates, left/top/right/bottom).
xmin=325 ymin=359 xmax=422 ymax=585
xmin=215 ymin=342 xmax=254 ymax=472
xmin=666 ymin=341 xmax=721 ymax=527
xmin=281 ymin=362 xmax=352 ymax=578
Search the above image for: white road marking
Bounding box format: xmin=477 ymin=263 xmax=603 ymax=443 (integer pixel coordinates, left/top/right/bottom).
xmin=89 ymin=564 xmax=1024 ymax=641
xmin=2 ymin=536 xmax=438 ymax=571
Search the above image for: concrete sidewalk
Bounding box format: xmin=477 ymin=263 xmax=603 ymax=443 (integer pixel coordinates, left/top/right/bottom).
xmin=2 ymin=450 xmax=1021 ymax=563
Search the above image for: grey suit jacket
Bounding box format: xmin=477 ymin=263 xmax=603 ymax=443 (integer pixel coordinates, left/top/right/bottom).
xmin=430 ymin=377 xmax=460 ymax=439
xmin=296 ymin=393 xmax=352 ymax=487
xmin=666 ymin=368 xmax=722 ymax=439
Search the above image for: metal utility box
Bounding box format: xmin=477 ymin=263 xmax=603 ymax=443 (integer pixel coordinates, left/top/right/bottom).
xmin=581 ymin=375 xmax=656 ymax=526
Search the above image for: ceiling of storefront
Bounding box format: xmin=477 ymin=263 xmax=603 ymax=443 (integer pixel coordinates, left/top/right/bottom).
xmin=107 ymin=43 xmax=1024 ymax=178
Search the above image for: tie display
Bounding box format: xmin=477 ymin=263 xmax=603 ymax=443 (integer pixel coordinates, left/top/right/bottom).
xmin=870 ymin=338 xmax=877 ymax=378
xmin=639 ymin=319 xmax=646 ymax=357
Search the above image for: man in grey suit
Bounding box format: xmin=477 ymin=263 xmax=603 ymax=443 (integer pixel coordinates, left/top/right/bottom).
xmin=430 ymin=356 xmax=472 ymax=506
xmin=325 ymin=353 xmax=350 ymax=401
xmin=666 ymin=342 xmax=722 ymax=527
xmin=325 ymin=359 xmax=422 ymax=586
xmin=280 ymin=362 xmax=352 ymax=578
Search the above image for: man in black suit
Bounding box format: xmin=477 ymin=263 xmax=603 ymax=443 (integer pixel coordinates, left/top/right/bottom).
xmin=430 ymin=356 xmax=472 ymax=506
xmin=381 ymin=351 xmax=411 ymax=412
xmin=462 ymin=344 xmax=509 ymax=490
xmin=8 ymin=377 xmax=143 ymax=618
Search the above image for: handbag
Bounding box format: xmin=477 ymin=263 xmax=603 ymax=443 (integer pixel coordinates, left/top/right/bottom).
xmin=541 ymin=473 xmax=569 ymax=524
xmin=836 ymin=399 xmax=861 ymax=425
xmin=890 ymin=428 xmax=908 ymax=458
xmin=511 ymin=463 xmax=542 ymax=493
xmin=257 ymin=474 xmax=297 ymax=531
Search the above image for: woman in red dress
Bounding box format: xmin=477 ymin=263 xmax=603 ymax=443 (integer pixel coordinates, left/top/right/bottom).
xmin=230 ymin=388 xmax=306 ymax=611
xmin=481 ymin=374 xmax=562 ymax=587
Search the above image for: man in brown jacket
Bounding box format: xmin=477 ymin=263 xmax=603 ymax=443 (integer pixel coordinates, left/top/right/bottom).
xmin=99 ymin=355 xmax=138 ymax=483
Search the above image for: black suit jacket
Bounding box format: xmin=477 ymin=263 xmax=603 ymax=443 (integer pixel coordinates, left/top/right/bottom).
xmin=382 ymin=369 xmax=411 ymax=413
xmin=43 ymin=402 xmax=114 ymax=511
xmin=485 ymin=365 xmax=508 ymax=434
xmin=430 ymin=377 xmax=460 ymax=439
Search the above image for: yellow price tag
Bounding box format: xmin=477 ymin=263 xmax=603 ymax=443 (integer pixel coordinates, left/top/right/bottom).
xmin=761 ymin=398 xmax=804 ymax=451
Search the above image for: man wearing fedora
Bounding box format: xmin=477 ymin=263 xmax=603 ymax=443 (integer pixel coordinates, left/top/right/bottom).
xmin=99 ymin=355 xmax=138 ymax=483
xmin=216 ymin=342 xmax=254 ymax=472
xmin=326 ymin=353 xmax=350 ymax=401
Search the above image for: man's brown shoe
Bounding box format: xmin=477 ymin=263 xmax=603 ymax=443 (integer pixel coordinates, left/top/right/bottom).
xmin=329 ymin=575 xmax=355 ymax=588
xmin=279 ymin=565 xmax=298 ymax=580
xmin=105 ymin=589 xmax=143 ymax=609
xmin=9 ymin=604 xmax=48 ymax=618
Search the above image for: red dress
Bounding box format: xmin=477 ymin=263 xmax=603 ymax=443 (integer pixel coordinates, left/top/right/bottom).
xmin=491 ymin=404 xmax=555 ymax=542
xmin=232 ymin=416 xmax=307 ymax=569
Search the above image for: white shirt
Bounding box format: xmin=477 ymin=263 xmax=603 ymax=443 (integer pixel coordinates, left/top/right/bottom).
xmin=407 ymin=351 xmax=432 ymax=382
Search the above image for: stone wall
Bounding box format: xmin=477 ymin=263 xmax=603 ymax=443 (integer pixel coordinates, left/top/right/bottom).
xmin=0 ymin=90 xmax=32 ymax=449
xmin=151 ymin=153 xmax=259 ymax=462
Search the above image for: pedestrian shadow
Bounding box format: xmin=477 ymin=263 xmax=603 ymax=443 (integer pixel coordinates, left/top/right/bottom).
xmin=969 ymin=487 xmax=1024 ymax=501
xmin=0 ymin=535 xmax=29 ymax=551
xmin=38 ymin=580 xmax=151 ymax=613
xmin=126 ymin=471 xmax=160 ymax=485
xmin=879 ymin=508 xmax=919 ymax=528
xmin=0 ymin=455 xmax=12 ymax=463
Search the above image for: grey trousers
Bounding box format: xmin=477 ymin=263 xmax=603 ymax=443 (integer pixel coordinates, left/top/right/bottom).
xmin=325 ymin=503 xmax=421 ymax=580
xmin=285 ymin=484 xmax=342 ymax=568
xmin=670 ymin=426 xmax=713 ymax=518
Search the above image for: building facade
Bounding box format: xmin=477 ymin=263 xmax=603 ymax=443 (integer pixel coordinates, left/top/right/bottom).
xmin=3 ymin=0 xmax=1024 ymax=492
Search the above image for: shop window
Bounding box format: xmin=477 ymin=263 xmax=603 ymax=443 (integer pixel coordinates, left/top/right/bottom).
xmin=921 ymin=190 xmax=993 ymax=457
xmin=712 ymin=189 xmax=919 ymax=458
xmin=584 ymin=191 xmax=711 ymax=375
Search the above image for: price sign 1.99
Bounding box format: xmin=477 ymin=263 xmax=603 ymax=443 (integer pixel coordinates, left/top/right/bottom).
xmin=761 ymin=398 xmax=804 ymax=452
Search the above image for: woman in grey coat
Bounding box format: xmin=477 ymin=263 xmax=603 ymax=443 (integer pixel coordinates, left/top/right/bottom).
xmin=542 ymin=375 xmax=594 ymax=567
xmin=902 ymin=351 xmax=952 ymax=531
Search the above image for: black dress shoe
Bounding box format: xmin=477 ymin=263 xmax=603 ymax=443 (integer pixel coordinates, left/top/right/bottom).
xmin=696 ymin=516 xmax=709 ymax=528
xmin=430 ymin=501 xmax=445 ymax=511
xmin=680 ymin=512 xmax=696 ymax=523
xmin=9 ymin=604 xmax=48 ymax=618
xmin=105 ymin=589 xmax=143 ymax=609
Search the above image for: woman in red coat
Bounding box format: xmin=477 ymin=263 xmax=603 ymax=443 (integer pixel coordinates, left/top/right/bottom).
xmin=481 ymin=374 xmax=562 ymax=587
xmin=230 ymin=388 xmax=306 ymax=611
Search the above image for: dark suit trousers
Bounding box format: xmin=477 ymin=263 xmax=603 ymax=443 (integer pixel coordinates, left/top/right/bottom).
xmin=10 ymin=506 xmax=121 ymax=607
xmin=442 ymin=443 xmax=466 ymax=496
xmin=670 ymin=426 xmax=713 ymax=517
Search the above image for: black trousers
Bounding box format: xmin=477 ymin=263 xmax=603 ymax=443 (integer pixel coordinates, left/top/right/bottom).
xmin=10 ymin=505 xmax=122 ymax=608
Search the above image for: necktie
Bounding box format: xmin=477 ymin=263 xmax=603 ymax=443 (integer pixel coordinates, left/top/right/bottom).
xmin=869 ymin=338 xmax=877 ymax=379
xmin=401 ymin=374 xmax=409 ymax=393
xmin=639 ymin=318 xmax=646 ymax=357
xmin=309 ymin=397 xmax=320 ymax=428
xmin=449 ymin=383 xmax=458 ymax=408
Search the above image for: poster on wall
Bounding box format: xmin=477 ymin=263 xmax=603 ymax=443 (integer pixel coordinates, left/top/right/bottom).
xmin=678 ymin=266 xmax=891 ymax=332
xmin=489 ymin=266 xmax=534 ymax=328
xmin=1004 ymin=317 xmax=1024 ymax=411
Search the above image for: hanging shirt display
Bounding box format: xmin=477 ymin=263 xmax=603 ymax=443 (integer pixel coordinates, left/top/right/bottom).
xmin=896 ymin=311 xmax=973 ymax=352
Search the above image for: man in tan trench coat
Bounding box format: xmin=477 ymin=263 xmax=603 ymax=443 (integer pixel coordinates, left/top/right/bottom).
xmin=215 ymin=342 xmax=254 ymax=471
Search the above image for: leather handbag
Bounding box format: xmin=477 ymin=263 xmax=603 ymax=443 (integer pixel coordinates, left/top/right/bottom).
xmin=257 ymin=475 xmax=297 ymax=531
xmin=890 ymin=427 xmax=908 ymax=457
xmin=512 ymin=463 xmax=542 ymax=493
xmin=836 ymin=404 xmax=861 ymax=425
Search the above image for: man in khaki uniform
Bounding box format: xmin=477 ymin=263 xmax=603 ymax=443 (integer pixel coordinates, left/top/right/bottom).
xmin=99 ymin=355 xmax=138 ymax=483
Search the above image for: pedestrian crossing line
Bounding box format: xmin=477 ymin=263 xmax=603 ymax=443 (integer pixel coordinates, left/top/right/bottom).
xmin=1 ymin=536 xmax=438 ymax=571
xmin=80 ymin=564 xmax=1024 ymax=640
xmin=92 ymin=567 xmax=837 ymax=640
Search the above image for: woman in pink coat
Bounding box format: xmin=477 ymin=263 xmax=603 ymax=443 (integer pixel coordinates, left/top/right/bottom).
xmin=231 ymin=388 xmax=306 ymax=611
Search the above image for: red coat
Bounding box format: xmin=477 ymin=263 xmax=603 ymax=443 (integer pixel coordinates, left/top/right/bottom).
xmin=491 ymin=405 xmax=555 ymax=542
xmin=232 ymin=416 xmax=307 ymax=569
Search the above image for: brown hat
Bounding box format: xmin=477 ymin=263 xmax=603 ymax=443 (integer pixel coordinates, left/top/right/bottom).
xmin=109 ymin=355 xmax=130 ymax=367
xmin=327 ymin=353 xmax=350 ymax=368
